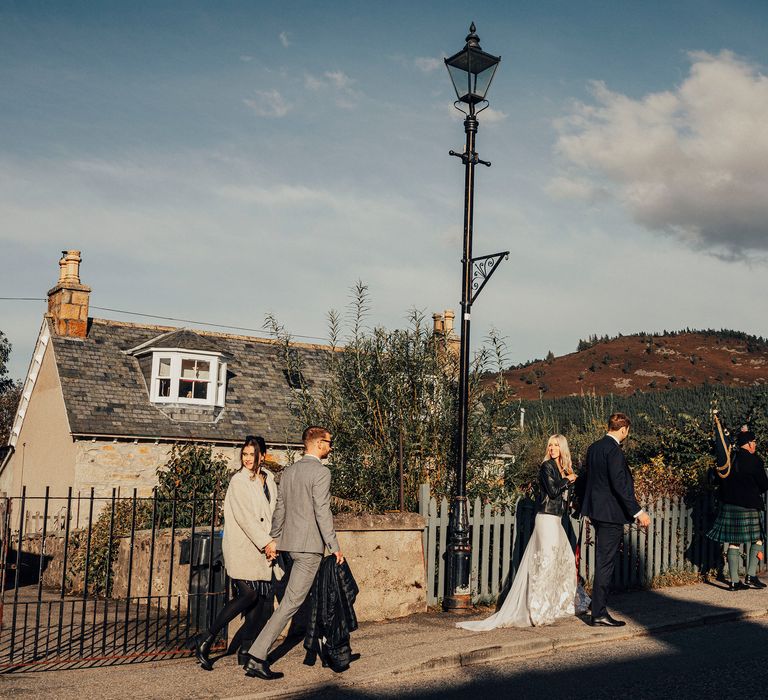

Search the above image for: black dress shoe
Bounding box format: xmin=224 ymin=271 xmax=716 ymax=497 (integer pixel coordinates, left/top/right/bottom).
xmin=244 ymin=656 xmax=284 ymax=680
xmin=744 ymin=575 xmax=767 ymax=589
xmin=237 ymin=649 xmax=249 ymax=667
xmin=728 ymin=581 xmax=749 ymax=591
xmin=590 ymin=613 xmax=626 ymax=627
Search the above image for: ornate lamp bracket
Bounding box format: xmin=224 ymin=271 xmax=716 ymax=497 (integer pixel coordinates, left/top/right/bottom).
xmin=469 ymin=251 xmax=509 ymax=305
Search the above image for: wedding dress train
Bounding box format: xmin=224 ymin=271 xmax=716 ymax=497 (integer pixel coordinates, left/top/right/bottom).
xmin=456 ymin=513 xmax=590 ymax=630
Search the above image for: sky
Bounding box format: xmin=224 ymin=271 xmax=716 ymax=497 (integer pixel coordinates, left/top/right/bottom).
xmin=2 ymin=0 xmax=768 ymax=382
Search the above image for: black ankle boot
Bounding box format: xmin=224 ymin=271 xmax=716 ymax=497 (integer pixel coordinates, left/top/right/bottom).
xmin=187 ymin=632 xmax=215 ymax=671
xmin=745 ymin=575 xmax=767 ymax=589
xmin=237 ymin=647 xmax=251 ymax=667
xmin=728 ymin=580 xmax=748 ymax=591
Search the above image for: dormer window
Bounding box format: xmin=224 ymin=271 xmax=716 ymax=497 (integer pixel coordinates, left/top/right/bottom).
xmin=149 ymin=352 xmax=226 ymax=406
xmin=126 ymin=328 xmax=231 ymax=408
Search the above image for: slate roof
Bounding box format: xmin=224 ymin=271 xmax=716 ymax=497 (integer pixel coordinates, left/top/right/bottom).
xmin=126 ymin=328 xmax=229 ymax=356
xmin=50 ymin=318 xmax=331 ymax=444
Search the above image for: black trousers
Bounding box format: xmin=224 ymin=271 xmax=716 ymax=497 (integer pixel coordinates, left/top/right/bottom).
xmin=208 ymin=578 xmax=273 ymax=650
xmin=591 ymin=520 xmax=624 ymax=618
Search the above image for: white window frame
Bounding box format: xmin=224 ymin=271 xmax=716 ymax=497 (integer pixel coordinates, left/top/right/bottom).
xmin=149 ymin=350 xmax=227 ymax=406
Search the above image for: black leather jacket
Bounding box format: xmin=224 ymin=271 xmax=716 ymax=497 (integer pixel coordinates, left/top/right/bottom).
xmin=536 ymin=459 xmax=570 ymax=517
xmin=303 ymin=556 xmax=359 ymax=671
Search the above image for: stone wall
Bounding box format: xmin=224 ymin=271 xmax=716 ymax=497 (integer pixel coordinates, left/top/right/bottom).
xmin=16 ymin=513 xmax=428 ymax=623
xmin=335 ymin=512 xmax=427 ymax=620
xmin=108 ymin=513 xmax=427 ymax=621
xmin=72 ymin=441 xmax=293 ymax=499
xmin=7 ymin=532 xmax=73 ymax=591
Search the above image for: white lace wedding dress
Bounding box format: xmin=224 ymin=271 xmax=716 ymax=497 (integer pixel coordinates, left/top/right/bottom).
xmin=456 ymin=513 xmax=590 ymax=630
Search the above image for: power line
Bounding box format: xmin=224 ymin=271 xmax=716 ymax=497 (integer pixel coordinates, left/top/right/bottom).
xmin=0 ymin=297 xmax=328 ymax=342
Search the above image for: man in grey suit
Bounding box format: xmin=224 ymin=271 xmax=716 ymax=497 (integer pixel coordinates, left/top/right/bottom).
xmin=244 ymin=426 xmax=343 ymax=680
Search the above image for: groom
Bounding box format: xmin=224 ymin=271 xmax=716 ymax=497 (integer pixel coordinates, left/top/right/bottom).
xmin=244 ymin=426 xmax=343 ymax=680
xmin=582 ymin=413 xmax=650 ymax=627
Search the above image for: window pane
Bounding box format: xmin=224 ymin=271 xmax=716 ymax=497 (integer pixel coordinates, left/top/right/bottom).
xmin=158 ymin=378 xmax=171 ymax=397
xmin=181 ymin=359 xmax=210 ymax=380
xmin=158 ymin=358 xmax=171 ymax=378
xmin=193 ymin=382 xmax=208 ymax=399
xmin=179 ymin=380 xmax=208 ymax=400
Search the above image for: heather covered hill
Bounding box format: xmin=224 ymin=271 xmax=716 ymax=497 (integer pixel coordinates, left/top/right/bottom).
xmin=501 ymin=330 xmax=768 ymax=400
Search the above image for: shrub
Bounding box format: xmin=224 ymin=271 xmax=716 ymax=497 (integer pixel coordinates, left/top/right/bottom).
xmin=155 ymin=443 xmax=231 ymax=527
xmin=265 ymin=283 xmax=526 ymax=511
xmin=67 ymin=443 xmax=231 ymax=595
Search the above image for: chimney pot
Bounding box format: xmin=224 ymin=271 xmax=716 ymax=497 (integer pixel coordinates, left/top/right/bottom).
xmin=444 ymin=309 xmax=455 ymax=334
xmin=433 ymin=313 xmax=445 ymax=334
xmin=59 ymin=250 xmax=82 ymax=285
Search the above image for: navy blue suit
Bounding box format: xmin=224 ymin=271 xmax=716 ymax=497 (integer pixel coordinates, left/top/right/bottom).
xmin=583 ymin=434 xmax=641 ymax=618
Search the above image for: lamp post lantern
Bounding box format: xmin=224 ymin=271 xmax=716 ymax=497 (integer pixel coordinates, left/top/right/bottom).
xmin=444 ymin=23 xmax=508 ymax=611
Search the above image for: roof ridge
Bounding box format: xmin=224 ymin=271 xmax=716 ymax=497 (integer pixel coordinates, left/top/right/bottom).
xmin=88 ymin=317 xmax=333 ymax=351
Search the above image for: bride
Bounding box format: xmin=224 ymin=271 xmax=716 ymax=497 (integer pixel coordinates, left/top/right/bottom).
xmin=457 ymin=434 xmax=590 ymax=630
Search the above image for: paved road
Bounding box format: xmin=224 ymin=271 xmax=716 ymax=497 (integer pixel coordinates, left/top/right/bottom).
xmin=303 ymin=617 xmax=768 ymax=699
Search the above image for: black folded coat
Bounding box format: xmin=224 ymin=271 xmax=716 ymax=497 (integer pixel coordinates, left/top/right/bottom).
xmin=303 ymin=556 xmax=359 ymax=671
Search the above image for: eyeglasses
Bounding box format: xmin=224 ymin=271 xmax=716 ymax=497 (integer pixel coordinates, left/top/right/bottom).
xmin=319 ymin=438 xmax=333 ymax=446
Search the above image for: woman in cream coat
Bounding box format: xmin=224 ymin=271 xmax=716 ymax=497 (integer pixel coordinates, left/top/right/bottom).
xmin=190 ymin=435 xmax=279 ymax=670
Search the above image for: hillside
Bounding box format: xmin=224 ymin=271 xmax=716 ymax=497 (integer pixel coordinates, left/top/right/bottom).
xmin=500 ymin=331 xmax=768 ymax=399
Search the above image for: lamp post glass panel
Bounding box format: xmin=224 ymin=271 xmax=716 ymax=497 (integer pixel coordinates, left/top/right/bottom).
xmin=444 ymin=23 xmax=503 ymax=611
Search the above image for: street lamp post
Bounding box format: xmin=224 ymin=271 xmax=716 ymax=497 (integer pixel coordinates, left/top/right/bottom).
xmin=443 ymin=23 xmax=508 ymax=611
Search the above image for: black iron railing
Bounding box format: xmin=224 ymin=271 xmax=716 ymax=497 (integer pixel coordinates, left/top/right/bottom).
xmin=0 ymin=488 xmax=229 ymax=672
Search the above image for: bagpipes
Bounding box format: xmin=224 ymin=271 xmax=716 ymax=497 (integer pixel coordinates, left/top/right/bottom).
xmin=711 ymin=409 xmax=733 ymax=481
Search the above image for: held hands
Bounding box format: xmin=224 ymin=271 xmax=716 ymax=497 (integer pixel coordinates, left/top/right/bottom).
xmin=636 ymin=512 xmax=651 ymax=529
xmin=264 ymin=540 xmax=277 ymax=561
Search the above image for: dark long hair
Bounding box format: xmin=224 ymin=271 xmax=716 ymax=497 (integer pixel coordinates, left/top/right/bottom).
xmin=240 ymin=435 xmax=266 ymax=481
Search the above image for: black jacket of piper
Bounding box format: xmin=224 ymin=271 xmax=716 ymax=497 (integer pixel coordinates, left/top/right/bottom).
xmin=304 ymin=556 xmax=359 ymax=670
xmin=719 ymin=450 xmax=768 ymax=510
xmin=536 ymin=459 xmax=570 ymax=517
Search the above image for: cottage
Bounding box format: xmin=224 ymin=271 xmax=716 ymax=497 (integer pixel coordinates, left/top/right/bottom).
xmin=0 ymin=251 xmax=331 ymax=501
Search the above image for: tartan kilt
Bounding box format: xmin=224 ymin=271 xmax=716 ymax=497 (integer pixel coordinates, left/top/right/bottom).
xmin=706 ymin=503 xmax=764 ymax=543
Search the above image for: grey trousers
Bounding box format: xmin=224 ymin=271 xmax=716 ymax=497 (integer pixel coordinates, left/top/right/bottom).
xmin=248 ymin=551 xmax=322 ymax=661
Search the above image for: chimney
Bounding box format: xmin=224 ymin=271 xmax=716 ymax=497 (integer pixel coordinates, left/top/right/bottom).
xmin=443 ymin=309 xmax=460 ymax=356
xmin=433 ymin=309 xmax=460 ymax=357
xmin=443 ymin=309 xmax=455 ymax=335
xmin=47 ymin=250 xmax=91 ymax=338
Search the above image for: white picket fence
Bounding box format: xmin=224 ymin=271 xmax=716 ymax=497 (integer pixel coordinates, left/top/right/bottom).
xmin=418 ymin=484 xmax=768 ymax=606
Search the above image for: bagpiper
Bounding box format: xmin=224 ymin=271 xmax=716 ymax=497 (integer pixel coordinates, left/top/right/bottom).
xmin=707 ymin=414 xmax=768 ymax=590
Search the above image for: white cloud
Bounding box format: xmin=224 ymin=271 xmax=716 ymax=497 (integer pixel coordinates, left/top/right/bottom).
xmin=279 ymin=31 xmax=291 ymax=48
xmin=414 ymin=56 xmax=442 ymax=73
xmin=303 ymin=73 xmax=324 ymax=91
xmin=545 ymin=176 xmax=599 ymax=200
xmin=304 ymin=70 xmax=360 ymax=109
xmin=324 ymin=70 xmax=353 ymax=90
xmin=477 ymin=106 xmax=508 ymax=124
xmin=553 ymin=50 xmax=768 ymax=257
xmin=243 ymin=89 xmax=291 ymax=118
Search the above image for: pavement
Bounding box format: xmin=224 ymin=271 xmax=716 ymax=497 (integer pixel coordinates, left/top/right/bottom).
xmin=1 ymin=580 xmax=768 ymax=699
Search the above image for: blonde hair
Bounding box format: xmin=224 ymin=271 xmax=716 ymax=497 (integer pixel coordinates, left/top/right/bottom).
xmin=544 ymin=434 xmax=573 ymax=475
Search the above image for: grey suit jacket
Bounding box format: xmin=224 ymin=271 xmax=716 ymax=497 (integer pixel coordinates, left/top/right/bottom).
xmin=270 ymin=454 xmax=340 ymax=554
